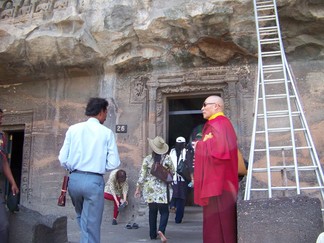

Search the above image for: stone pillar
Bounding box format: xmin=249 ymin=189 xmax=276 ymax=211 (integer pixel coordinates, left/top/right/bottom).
xmin=146 ymin=80 xmax=158 ymax=153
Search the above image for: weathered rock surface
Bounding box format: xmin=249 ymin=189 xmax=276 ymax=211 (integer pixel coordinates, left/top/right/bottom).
xmin=0 ymin=0 xmax=323 ymax=233
xmin=237 ymin=196 xmax=323 ymax=243
xmin=9 ymin=206 xmax=68 ymax=243
xmin=0 ymin=0 xmax=323 ymax=82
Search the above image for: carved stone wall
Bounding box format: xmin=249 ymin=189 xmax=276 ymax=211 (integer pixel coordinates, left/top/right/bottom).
xmin=0 ymin=0 xmax=70 ymax=20
xmin=0 ymin=0 xmax=322 ymax=229
xmin=118 ymin=66 xmax=255 ymax=162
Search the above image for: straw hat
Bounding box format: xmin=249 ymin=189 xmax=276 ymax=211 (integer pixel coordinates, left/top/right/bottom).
xmin=148 ymin=136 xmax=169 ymax=155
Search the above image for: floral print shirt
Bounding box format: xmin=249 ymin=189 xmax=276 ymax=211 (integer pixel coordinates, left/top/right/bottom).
xmin=136 ymin=154 xmax=175 ymax=204
xmin=104 ymin=169 xmax=129 ymax=197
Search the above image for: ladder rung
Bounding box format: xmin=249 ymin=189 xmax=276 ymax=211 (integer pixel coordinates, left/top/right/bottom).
xmin=252 ymin=165 xmax=318 ymax=173
xmin=255 ymin=127 xmax=306 ymax=134
xmin=263 ymin=94 xmax=294 ymax=100
xmin=259 ymin=26 xmax=278 ymax=34
xmin=263 ymin=78 xmax=286 ymax=84
xmin=257 ymin=15 xmax=276 ymax=21
xmin=254 ymin=145 xmax=312 ymax=152
xmin=256 ymin=127 xmax=295 ymax=133
xmin=262 ymin=95 xmax=296 ymax=100
xmin=256 ymin=5 xmax=275 ymax=11
xmin=259 ymin=26 xmax=277 ymax=31
xmin=256 ymin=0 xmax=274 ymax=4
xmin=263 ymin=64 xmax=283 ymax=69
xmin=260 ymin=32 xmax=278 ymax=37
xmin=257 ymin=111 xmax=301 ymax=119
xmin=256 ymin=0 xmax=275 ymax=6
xmin=250 ymin=185 xmax=324 ymax=192
xmin=296 ymin=146 xmax=312 ymax=150
xmin=262 ymin=110 xmax=289 ymax=116
xmin=260 ymin=38 xmax=280 ymax=44
xmin=300 ymin=186 xmax=324 ymax=190
xmin=255 ymin=145 xmax=293 ymax=152
xmin=261 ymin=51 xmax=282 ymax=57
xmin=250 ymin=186 xmax=297 ymax=192
xmin=263 ymin=65 xmax=284 ymax=73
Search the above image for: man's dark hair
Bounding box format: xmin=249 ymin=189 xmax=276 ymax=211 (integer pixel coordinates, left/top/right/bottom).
xmin=0 ymin=109 xmax=3 ymax=113
xmin=85 ymin=98 xmax=108 ymax=116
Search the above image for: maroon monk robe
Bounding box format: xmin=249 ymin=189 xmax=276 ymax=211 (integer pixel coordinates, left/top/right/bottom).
xmin=194 ymin=115 xmax=238 ymax=243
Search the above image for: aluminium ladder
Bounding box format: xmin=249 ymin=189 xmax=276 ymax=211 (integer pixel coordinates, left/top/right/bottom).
xmin=244 ymin=0 xmax=324 ymax=211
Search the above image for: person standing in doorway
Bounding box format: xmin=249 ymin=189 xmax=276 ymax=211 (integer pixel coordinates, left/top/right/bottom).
xmin=0 ymin=109 xmax=19 ymax=243
xmin=169 ymin=136 xmax=190 ymax=224
xmin=134 ymin=136 xmax=174 ymax=240
xmin=58 ymin=97 xmax=120 ymax=243
xmin=193 ymin=95 xmax=238 ymax=243
xmin=104 ymin=169 xmax=129 ymax=225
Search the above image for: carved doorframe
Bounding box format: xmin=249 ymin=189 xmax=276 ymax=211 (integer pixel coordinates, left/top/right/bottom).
xmin=145 ymin=67 xmax=241 ymax=154
xmin=2 ymin=110 xmax=33 ymax=205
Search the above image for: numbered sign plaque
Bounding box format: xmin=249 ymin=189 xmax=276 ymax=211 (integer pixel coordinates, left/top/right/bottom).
xmin=116 ymin=125 xmax=127 ymax=133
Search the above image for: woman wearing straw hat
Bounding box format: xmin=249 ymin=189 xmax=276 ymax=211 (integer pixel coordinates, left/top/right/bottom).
xmin=135 ymin=136 xmax=175 ymax=240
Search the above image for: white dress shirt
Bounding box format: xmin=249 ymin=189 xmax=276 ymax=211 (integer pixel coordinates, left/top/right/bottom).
xmin=58 ymin=117 xmax=120 ymax=174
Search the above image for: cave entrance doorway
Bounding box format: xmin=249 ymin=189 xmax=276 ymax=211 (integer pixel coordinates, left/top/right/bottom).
xmin=3 ymin=130 xmax=24 ymax=205
xmin=167 ymin=96 xmax=207 ymax=206
xmin=167 ymin=97 xmax=206 ymax=148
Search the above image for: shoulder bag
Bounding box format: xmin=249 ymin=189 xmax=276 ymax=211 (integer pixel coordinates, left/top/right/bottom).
xmin=150 ymin=158 xmax=173 ymax=184
xmin=176 ymin=159 xmax=191 ymax=182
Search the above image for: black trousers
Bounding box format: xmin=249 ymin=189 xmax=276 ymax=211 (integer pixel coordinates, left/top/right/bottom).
xmin=148 ymin=202 xmax=169 ymax=239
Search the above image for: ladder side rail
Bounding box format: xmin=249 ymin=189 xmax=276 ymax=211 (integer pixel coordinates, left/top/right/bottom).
xmin=256 ymin=0 xmax=273 ymax=199
xmin=284 ymin=59 xmax=324 ymax=203
xmin=269 ymin=0 xmax=302 ymax=195
xmin=260 ymin=0 xmax=279 ymax=198
xmin=284 ymin=58 xmax=324 ymax=187
xmin=261 ymin=64 xmax=272 ymax=199
xmin=245 ymin=0 xmax=266 ymax=200
xmin=244 ymin=65 xmax=261 ymax=200
xmin=278 ymin=58 xmax=301 ymax=194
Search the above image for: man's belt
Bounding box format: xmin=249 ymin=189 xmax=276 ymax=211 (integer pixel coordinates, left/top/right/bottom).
xmin=70 ymin=170 xmax=103 ymax=177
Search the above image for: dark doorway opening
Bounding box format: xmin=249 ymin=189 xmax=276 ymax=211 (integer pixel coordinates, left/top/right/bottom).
xmin=168 ymin=97 xmax=206 ymax=149
xmin=167 ymin=96 xmax=207 ymax=206
xmin=5 ymin=130 xmax=24 ymax=204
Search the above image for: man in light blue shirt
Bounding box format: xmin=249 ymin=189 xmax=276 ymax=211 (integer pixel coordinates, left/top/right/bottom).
xmin=59 ymin=97 xmax=120 ymax=243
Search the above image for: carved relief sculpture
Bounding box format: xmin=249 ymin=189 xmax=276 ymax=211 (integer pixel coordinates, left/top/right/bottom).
xmin=130 ymin=76 xmax=148 ymax=103
xmin=35 ymin=0 xmax=50 ymax=13
xmin=1 ymin=0 xmax=14 ymax=19
xmin=54 ymin=0 xmax=68 ymax=10
xmin=18 ymin=0 xmax=32 ymax=17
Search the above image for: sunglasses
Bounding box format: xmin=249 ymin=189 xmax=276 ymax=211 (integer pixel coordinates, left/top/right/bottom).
xmin=202 ymin=102 xmax=215 ymax=107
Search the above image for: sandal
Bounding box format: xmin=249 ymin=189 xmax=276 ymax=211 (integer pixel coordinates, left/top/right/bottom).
xmin=132 ymin=223 xmax=139 ymax=229
xmin=125 ymin=223 xmax=132 ymax=229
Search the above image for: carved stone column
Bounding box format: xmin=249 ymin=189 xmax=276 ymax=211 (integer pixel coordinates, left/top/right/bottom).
xmin=146 ymin=79 xmax=158 ymax=153
xmin=227 ymin=78 xmax=239 ymax=134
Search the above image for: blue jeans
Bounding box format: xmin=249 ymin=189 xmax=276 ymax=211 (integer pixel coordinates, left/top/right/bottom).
xmin=148 ymin=203 xmax=169 ymax=239
xmin=170 ymin=198 xmax=186 ymax=223
xmin=68 ymin=172 xmax=104 ymax=243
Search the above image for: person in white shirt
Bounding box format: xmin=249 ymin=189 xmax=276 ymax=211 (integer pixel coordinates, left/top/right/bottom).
xmin=58 ymin=97 xmax=120 ymax=243
xmin=169 ymin=136 xmax=192 ymax=224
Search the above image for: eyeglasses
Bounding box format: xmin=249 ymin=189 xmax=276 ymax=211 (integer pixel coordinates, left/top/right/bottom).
xmin=202 ymin=102 xmax=215 ymax=107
